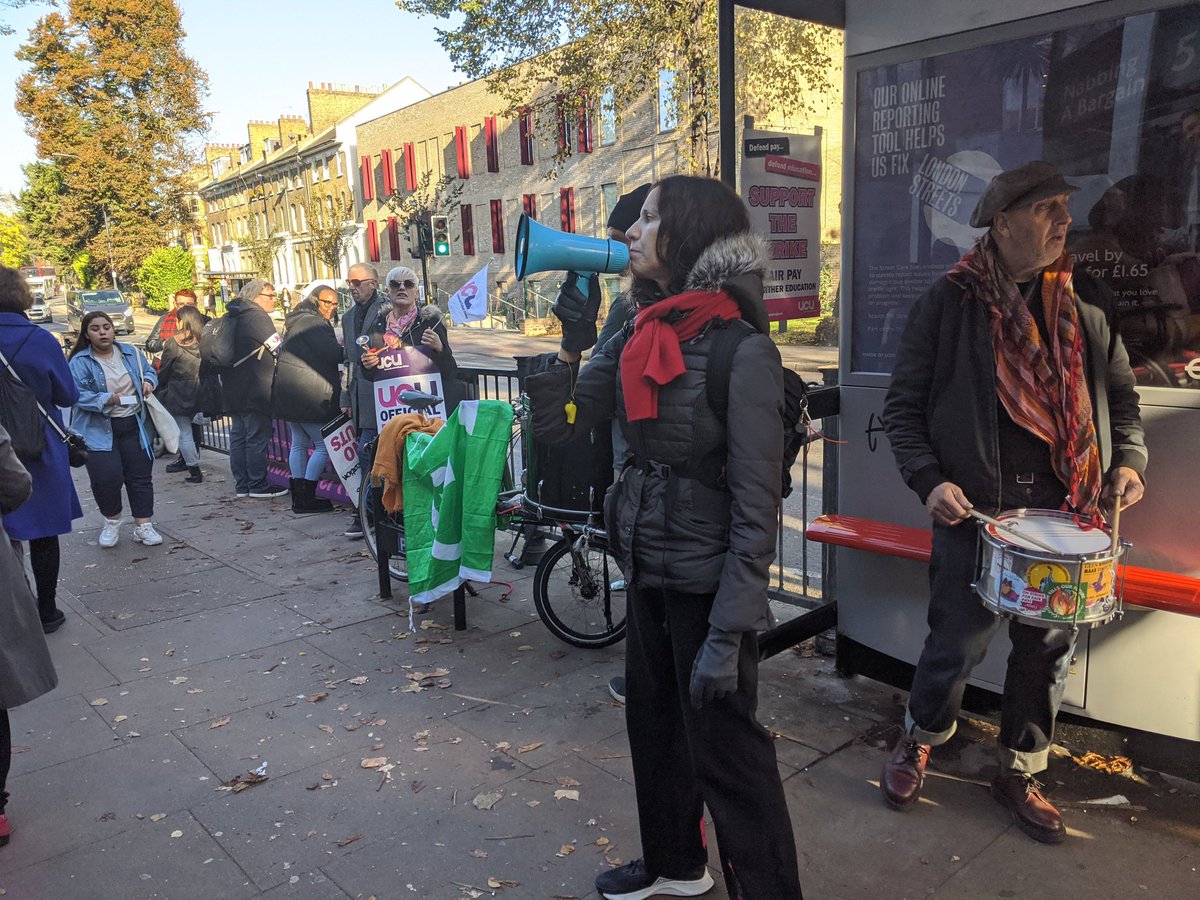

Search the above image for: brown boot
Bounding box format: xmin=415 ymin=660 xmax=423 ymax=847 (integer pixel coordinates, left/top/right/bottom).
xmin=880 ymin=736 xmax=931 ymax=810
xmin=991 ymin=772 xmax=1066 ymax=844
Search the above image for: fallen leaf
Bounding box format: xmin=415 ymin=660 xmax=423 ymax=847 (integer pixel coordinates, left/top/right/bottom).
xmin=90 ymin=698 xmax=108 ymax=707
xmin=318 ymin=724 xmax=334 ymax=735
xmin=526 ymin=800 xmax=540 ymax=807
xmin=137 ymin=666 xmax=152 ymax=673
xmin=163 ymin=649 xmax=175 ymax=657
xmin=400 ymin=683 xmax=423 ymax=693
xmin=221 ymin=770 xmax=268 ymax=793
xmin=209 ymin=717 xmax=230 ymax=729
xmin=554 ymin=789 xmax=580 ymax=802
xmin=517 ymin=645 xmax=534 ymax=651
xmin=371 ymin=742 xmax=385 ymax=751
xmin=549 ymin=650 xmax=567 ymax=660
xmin=150 ymin=813 xmax=167 ymax=822
xmin=186 ymin=688 xmax=204 ymax=695
xmin=469 ymin=849 xmax=488 ymax=859
xmin=113 ymin=715 xmax=128 ymax=724
xmin=557 ymin=776 xmax=582 ymax=787
xmin=335 ymin=833 xmax=363 ymax=847
xmin=472 ymin=790 xmax=503 ymax=811
xmin=171 ymin=830 xmax=184 ymax=838
xmin=307 ymin=692 xmax=329 ymax=703
xmin=557 ymin=844 xmax=575 ymax=857
xmin=348 ymin=676 xmax=369 ymax=685
xmin=360 ymin=757 xmax=389 ymax=769
xmin=264 ymin=554 xmax=278 ymax=561
xmin=517 ymin=742 xmax=543 ymax=754
xmin=169 ymin=676 xmax=188 ymax=685
xmin=343 ymin=723 xmax=362 ymax=732
xmin=508 ymin=631 xmax=521 ymax=638
xmin=494 ymin=742 xmax=511 ymax=753
xmin=595 ymin=837 xmax=610 ymax=847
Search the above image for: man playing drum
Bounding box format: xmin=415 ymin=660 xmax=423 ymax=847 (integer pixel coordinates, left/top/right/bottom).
xmin=881 ymin=160 xmax=1147 ymax=843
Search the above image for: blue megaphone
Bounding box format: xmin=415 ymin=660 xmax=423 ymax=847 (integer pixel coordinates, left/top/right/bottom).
xmin=514 ymin=213 xmax=630 ymax=280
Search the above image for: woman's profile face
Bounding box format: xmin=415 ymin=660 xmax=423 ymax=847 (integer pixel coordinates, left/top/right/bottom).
xmin=626 ymin=187 xmax=669 ymax=290
xmin=86 ymin=316 xmax=115 ymax=350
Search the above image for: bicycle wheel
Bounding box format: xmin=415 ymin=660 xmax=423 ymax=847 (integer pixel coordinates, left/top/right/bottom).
xmin=358 ymin=475 xmax=408 ymax=581
xmin=533 ymin=533 xmax=626 ymax=648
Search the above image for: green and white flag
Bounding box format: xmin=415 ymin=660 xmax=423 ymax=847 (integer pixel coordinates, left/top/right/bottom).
xmin=403 ymin=400 xmax=512 ymax=614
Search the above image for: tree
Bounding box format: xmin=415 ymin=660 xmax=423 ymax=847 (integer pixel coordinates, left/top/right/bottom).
xmin=383 ymin=169 xmax=463 ymax=248
xmin=137 ymin=245 xmax=194 ymax=312
xmin=0 ymin=213 xmax=30 ymax=269
xmin=303 ymin=188 xmax=356 ymax=278
xmin=17 ymin=161 xmax=70 ymax=266
xmin=394 ymin=0 xmax=840 ymax=174
xmin=240 ymin=207 xmax=284 ymax=281
xmin=15 ymin=0 xmax=210 ymax=286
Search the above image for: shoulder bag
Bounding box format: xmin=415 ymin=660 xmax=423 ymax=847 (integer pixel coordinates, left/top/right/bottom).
xmin=0 ymin=343 xmax=88 ymax=467
xmin=134 ymin=347 xmax=180 ymax=454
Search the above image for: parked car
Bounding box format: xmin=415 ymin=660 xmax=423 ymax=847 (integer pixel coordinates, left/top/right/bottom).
xmin=65 ymin=288 xmax=135 ymax=335
xmin=27 ymin=299 xmax=52 ymax=323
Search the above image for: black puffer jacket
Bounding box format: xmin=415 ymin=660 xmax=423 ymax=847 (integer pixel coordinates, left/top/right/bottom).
xmin=271 ymin=299 xmax=343 ymax=424
xmin=156 ymin=339 xmax=202 ymax=417
xmin=364 ymin=304 xmax=463 ymax=413
xmin=220 ymin=299 xmax=278 ymax=415
xmin=526 ymin=232 xmax=783 ymax=633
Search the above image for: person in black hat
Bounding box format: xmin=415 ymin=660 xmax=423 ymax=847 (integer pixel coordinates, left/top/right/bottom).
xmin=879 ymin=160 xmax=1148 ymax=843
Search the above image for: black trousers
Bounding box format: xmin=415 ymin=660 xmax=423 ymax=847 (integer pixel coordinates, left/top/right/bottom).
xmin=28 ymin=535 xmax=60 ymax=619
xmin=1 ymin=708 xmax=9 ymax=813
xmin=84 ymin=415 xmax=154 ymax=519
xmin=625 ymin=584 xmax=802 ymax=899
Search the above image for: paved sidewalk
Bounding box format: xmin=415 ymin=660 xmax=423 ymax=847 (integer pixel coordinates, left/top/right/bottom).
xmin=0 ymin=455 xmax=1196 ymax=898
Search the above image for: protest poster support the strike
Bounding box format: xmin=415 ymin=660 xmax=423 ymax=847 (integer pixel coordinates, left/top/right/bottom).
xmin=740 ymin=127 xmax=823 ymax=321
xmin=320 ymin=413 xmax=362 ymax=501
xmin=372 ymin=346 xmax=447 ymax=430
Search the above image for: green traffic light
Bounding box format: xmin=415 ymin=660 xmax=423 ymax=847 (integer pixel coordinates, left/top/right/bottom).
xmin=435 ymin=241 xmax=450 ymax=256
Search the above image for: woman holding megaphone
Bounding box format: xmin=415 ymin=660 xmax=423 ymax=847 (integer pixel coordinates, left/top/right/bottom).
xmin=527 ymin=176 xmax=802 ymax=900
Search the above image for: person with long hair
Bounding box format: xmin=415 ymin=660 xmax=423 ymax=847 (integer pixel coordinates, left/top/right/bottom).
xmin=0 ymin=266 xmax=81 ymax=633
xmin=67 ymin=310 xmax=163 ymax=548
xmin=156 ymin=305 xmax=207 ymax=483
xmin=526 ymin=176 xmax=802 ymax=899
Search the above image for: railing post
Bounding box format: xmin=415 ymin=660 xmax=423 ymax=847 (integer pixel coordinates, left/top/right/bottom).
xmin=818 ymin=364 xmax=839 ymax=652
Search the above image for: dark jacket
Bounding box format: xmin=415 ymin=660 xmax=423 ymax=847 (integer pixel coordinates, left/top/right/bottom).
xmin=220 ymin=298 xmax=278 ymax=415
xmin=272 ymin=299 xmax=343 ymax=424
xmin=340 ymin=291 xmax=387 ymax=430
xmin=883 ymin=269 xmax=1148 ymax=509
xmin=526 ymin=232 xmax=783 ymax=634
xmin=156 ymin=339 xmax=202 ymax=417
xmin=363 ymin=304 xmax=463 ymax=413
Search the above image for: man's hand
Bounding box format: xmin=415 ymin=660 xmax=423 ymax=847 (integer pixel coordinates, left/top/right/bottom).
xmin=1103 ymin=466 xmax=1144 ymax=513
xmin=689 ymin=628 xmax=742 ymax=709
xmin=926 ymin=481 xmax=972 ymax=526
xmin=361 ymin=349 xmax=380 ymax=370
xmin=340 ymin=406 xmax=352 ymax=418
xmin=553 ymin=271 xmax=601 ymax=354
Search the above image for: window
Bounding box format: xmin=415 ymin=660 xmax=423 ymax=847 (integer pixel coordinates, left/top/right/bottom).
xmin=490 ymin=199 xmax=505 ymax=253
xmin=557 ymin=96 xmax=573 ymax=153
xmin=455 ymin=125 xmax=471 ymax=179
xmin=484 ymin=117 xmax=500 ymax=173
xmin=381 ymin=148 xmax=396 ymax=196
xmin=560 ymin=187 xmax=576 ymax=233
xmin=323 ymin=158 xmax=331 ymax=181
xmin=388 ymin=216 xmax=401 ymax=259
xmin=658 ymin=68 xmax=677 ymax=132
xmin=326 ymin=196 xmax=335 ymax=221
xmin=518 ymin=107 xmax=534 ymax=166
xmin=360 ymin=156 xmax=375 ymax=202
xmin=366 ymin=219 xmax=380 ymax=261
xmin=600 ymin=87 xmax=617 ymax=146
xmin=461 ymin=204 xmax=476 ymax=256
xmin=335 ymin=153 xmax=343 ymax=177
xmin=403 ymin=142 xmax=417 ymax=191
xmin=522 ymin=193 xmax=537 ymax=219
xmin=577 ymin=100 xmax=594 ymax=154
xmin=601 ymin=184 xmax=620 ymax=232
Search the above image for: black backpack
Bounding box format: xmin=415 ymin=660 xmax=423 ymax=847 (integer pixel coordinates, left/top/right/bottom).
xmin=199 ymin=313 xmax=238 ymax=370
xmin=705 ymin=320 xmax=810 ymax=498
xmin=0 ymin=340 xmax=48 ymax=463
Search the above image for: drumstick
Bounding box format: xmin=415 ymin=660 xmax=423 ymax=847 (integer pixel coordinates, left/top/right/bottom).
xmin=1109 ymin=495 xmax=1121 ymax=556
xmin=967 ymin=508 xmax=1062 ymax=554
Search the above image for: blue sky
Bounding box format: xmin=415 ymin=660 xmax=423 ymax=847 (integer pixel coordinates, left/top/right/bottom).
xmin=0 ymin=0 xmax=465 ymax=196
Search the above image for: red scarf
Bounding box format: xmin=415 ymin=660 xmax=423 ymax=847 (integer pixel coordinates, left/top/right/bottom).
xmin=621 ymin=290 xmax=742 ymax=422
xmin=949 ymin=236 xmax=1102 ymax=516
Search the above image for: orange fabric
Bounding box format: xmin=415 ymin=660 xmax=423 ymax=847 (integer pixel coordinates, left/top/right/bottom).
xmin=371 ymin=413 xmax=443 ymax=513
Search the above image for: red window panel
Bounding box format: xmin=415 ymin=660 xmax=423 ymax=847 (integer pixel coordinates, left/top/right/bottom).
xmin=522 ymin=193 xmax=537 ymax=219
xmin=559 ymin=187 xmax=575 ymax=233
xmin=484 ymin=117 xmax=500 ymax=173
xmin=577 ymin=101 xmax=593 ymax=153
xmin=403 ymin=142 xmax=417 ymax=191
xmin=387 ymin=216 xmax=401 ymax=259
xmin=380 ymin=149 xmax=395 ymax=196
xmin=455 ymin=125 xmax=471 ymax=179
xmin=518 ymin=107 xmax=534 ymax=166
xmin=360 ymin=156 xmax=375 ymax=202
xmin=366 ymin=219 xmax=380 ymax=261
xmin=460 ymin=204 xmax=476 ymax=256
xmin=490 ymin=199 xmax=505 ymax=253
xmin=556 ymin=95 xmax=569 ymax=152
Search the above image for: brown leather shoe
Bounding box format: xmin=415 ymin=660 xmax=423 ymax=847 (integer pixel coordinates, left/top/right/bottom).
xmin=880 ymin=737 xmax=931 ymax=810
xmin=991 ymin=772 xmax=1066 ymax=844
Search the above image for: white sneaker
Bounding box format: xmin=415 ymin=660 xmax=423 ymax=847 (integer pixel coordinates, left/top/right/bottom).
xmin=98 ymin=518 xmax=121 ymax=548
xmin=133 ymin=522 xmax=163 ymax=546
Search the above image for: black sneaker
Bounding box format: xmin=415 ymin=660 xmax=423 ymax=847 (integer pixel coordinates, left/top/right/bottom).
xmin=344 ymin=518 xmax=364 ymax=539
xmin=608 ymin=675 xmax=626 ymax=704
xmin=595 ymin=859 xmax=714 ymax=900
xmin=41 ymin=609 xmax=67 ymax=634
xmin=165 ymin=456 xmax=188 ymax=473
xmin=248 ymin=484 xmax=288 ymax=499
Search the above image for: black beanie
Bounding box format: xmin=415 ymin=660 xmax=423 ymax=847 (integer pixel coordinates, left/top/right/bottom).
xmin=607 ymin=183 xmax=652 ymax=234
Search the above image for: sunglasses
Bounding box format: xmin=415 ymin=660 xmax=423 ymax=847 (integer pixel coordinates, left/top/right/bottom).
xmin=347 ymin=278 xmax=375 ymax=288
xmin=389 ymin=279 xmax=417 ymax=290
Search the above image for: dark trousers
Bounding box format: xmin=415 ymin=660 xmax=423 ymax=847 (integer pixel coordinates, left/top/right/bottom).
xmin=625 ymin=584 xmax=802 ymax=899
xmin=1 ymin=708 xmax=10 ymax=813
xmin=84 ymin=416 xmax=154 ymax=519
xmin=229 ymin=412 xmax=273 ymax=494
xmin=907 ymin=484 xmax=1076 ymax=773
xmin=28 ymin=535 xmax=60 ymax=619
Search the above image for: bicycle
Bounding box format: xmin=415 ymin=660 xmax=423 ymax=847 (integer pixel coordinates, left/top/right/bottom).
xmin=359 ymin=390 xmax=627 ymax=649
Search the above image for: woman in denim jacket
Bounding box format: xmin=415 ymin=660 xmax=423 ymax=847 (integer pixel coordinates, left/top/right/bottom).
xmin=67 ymin=310 xmax=162 ymax=548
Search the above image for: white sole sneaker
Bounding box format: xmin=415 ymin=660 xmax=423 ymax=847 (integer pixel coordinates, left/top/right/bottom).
xmin=600 ymin=870 xmax=715 ymax=900
xmin=133 ymin=524 xmax=163 ymax=546
xmin=98 ymin=519 xmax=121 ymax=548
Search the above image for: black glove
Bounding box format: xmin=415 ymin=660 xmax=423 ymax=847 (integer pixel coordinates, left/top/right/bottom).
xmin=553 ymin=271 xmax=601 ymax=354
xmin=689 ymin=627 xmax=742 ymax=709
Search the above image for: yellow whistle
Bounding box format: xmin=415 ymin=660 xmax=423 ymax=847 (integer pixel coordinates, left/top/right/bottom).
xmin=564 ymin=401 xmax=577 ymax=424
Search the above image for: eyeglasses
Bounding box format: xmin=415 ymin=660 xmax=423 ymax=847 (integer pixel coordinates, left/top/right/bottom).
xmin=389 ymin=279 xmax=417 ymax=290
xmin=317 ymin=298 xmax=338 ymax=307
xmin=347 ymin=278 xmax=375 ymax=288
xmin=260 ymin=292 xmax=277 ymax=300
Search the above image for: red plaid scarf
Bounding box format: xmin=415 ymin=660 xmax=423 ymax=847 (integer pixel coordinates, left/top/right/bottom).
xmin=949 ymin=235 xmax=1102 ymax=516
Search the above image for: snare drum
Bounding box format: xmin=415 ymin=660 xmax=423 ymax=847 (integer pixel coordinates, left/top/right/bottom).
xmin=974 ymin=508 xmax=1124 ymax=630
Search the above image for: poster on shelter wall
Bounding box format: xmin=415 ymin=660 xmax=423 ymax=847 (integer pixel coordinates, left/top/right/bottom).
xmin=741 ymin=128 xmax=823 ymax=321
xmin=851 ymin=3 xmax=1200 ymax=388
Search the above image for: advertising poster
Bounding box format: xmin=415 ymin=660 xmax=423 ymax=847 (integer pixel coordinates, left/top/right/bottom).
xmin=371 ymin=344 xmax=448 ymax=431
xmin=741 ymin=128 xmax=823 ymax=320
xmin=320 ymin=414 xmax=362 ymax=501
xmin=852 ymin=4 xmax=1200 ymax=388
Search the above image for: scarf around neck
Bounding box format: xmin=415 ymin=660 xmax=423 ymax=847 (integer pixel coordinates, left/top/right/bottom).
xmin=948 ymin=234 xmax=1102 ymax=516
xmin=621 ymin=290 xmax=742 ymax=422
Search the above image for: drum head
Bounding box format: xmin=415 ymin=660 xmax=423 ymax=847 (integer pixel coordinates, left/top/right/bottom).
xmin=988 ymin=509 xmax=1110 ymax=555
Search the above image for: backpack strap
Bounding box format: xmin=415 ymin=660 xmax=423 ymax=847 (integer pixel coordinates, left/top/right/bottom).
xmin=705 ymin=318 xmax=755 ymax=424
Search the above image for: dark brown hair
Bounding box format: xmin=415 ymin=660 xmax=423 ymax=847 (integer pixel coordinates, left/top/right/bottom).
xmin=175 ymin=305 xmax=205 ymax=345
xmin=0 ymin=266 xmax=34 ymax=314
xmin=68 ymin=310 xmax=116 ymax=359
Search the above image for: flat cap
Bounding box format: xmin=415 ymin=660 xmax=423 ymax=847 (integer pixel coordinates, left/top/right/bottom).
xmin=970 ymin=160 xmax=1078 ymax=228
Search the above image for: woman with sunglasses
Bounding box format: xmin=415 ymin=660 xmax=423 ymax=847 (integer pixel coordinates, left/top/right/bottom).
xmin=67 ymin=311 xmax=162 ymax=548
xmin=271 ymin=283 xmax=343 ymax=513
xmin=359 ymin=265 xmax=461 ymax=415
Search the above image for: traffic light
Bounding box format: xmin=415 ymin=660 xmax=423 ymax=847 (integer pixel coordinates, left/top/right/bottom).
xmin=431 ymin=215 xmax=451 ymax=257
xmin=408 ymin=221 xmax=427 ymax=259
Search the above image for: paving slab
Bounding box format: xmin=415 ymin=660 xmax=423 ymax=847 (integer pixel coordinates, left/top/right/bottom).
xmin=56 ymin=529 xmax=221 ymax=596
xmin=27 ymin=630 xmax=119 ymax=699
xmin=258 ymin=869 xmax=350 ymax=898
xmin=6 ymin=693 xmax=123 ymax=778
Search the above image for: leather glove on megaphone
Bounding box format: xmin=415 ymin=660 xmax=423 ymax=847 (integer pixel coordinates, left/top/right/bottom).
xmin=553 ymin=271 xmax=601 ymax=354
xmin=689 ymin=627 xmax=742 ymax=709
